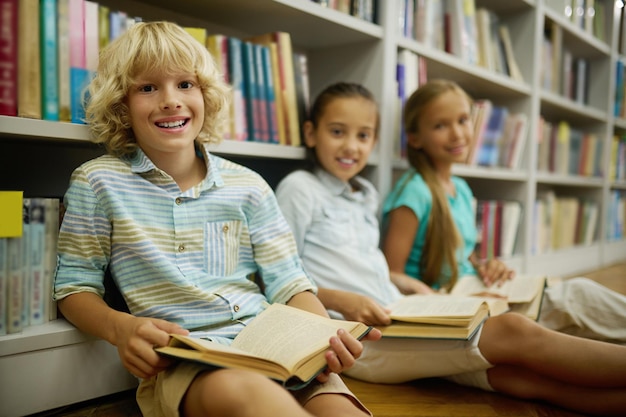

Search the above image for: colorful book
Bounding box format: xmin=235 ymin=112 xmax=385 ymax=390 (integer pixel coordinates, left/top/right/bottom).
xmin=44 ymin=198 xmax=60 ymax=321
xmin=227 ymin=37 xmax=248 ymax=141
xmin=57 ymin=0 xmax=72 ymax=121
xmin=241 ymin=41 xmax=263 ymax=142
xmin=477 ymin=106 xmax=507 ymax=167
xmin=28 ymin=198 xmax=47 ymax=326
xmin=0 ymin=0 xmax=18 ymax=116
xmin=40 ymin=0 xmax=60 ymax=121
xmin=259 ymin=44 xmax=280 ymax=144
xmin=6 ymin=236 xmax=23 ymax=334
xmin=17 ymin=0 xmax=42 ymax=119
xmin=253 ymin=43 xmax=271 ymax=143
xmin=69 ymin=0 xmax=89 ymax=124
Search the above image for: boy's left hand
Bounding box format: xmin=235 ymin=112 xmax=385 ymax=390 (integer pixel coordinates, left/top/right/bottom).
xmin=316 ymin=327 xmax=382 ymax=382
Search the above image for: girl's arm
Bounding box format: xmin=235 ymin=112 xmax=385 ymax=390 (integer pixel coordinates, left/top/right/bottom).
xmin=382 ymin=206 xmax=419 ymax=275
xmin=316 ymin=288 xmax=392 ymax=325
xmin=389 ymin=271 xmax=435 ymax=295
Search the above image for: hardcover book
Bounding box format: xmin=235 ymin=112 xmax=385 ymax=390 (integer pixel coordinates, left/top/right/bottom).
xmin=155 ymin=303 xmax=371 ymax=390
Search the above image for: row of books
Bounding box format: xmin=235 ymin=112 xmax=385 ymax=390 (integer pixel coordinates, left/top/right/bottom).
xmin=0 ymin=195 xmax=60 ymax=336
xmin=394 ymin=49 xmax=428 ymax=159
xmin=468 ymin=100 xmax=528 ymax=170
xmin=542 ymin=21 xmax=590 ymax=104
xmin=615 ymin=59 xmax=626 ymax=119
xmin=532 ymin=191 xmax=598 ymax=255
xmin=536 ymin=118 xmax=603 ymax=178
xmin=399 ymin=1 xmax=523 ymax=82
xmin=310 ymin=0 xmax=377 ymax=23
xmin=474 ymin=199 xmax=522 ymax=261
xmin=609 ymin=135 xmax=626 ymax=182
xmin=559 ymin=0 xmax=606 ymax=41
xmin=188 ymin=30 xmax=309 ymax=146
xmin=607 ymin=190 xmax=626 ymax=240
xmin=0 ymin=0 xmax=143 ymax=122
xmin=0 ymin=0 xmax=310 ymax=147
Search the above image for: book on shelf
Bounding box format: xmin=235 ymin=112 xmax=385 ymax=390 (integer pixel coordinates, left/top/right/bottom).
xmin=69 ymin=0 xmax=90 ymax=124
xmin=41 ymin=0 xmax=60 ymax=121
xmin=253 ymin=43 xmax=272 ymax=143
xmin=247 ymin=31 xmax=301 ymax=146
xmin=227 ymin=37 xmax=249 ymax=141
xmin=17 ymin=0 xmax=42 ymax=119
xmin=476 ymin=106 xmax=508 ymax=167
xmin=498 ymin=25 xmax=524 ymax=83
xmin=155 ymin=303 xmax=371 ymax=390
xmin=57 ymin=0 xmax=72 ymax=122
xmin=259 ymin=44 xmax=280 ymax=144
xmin=380 ymin=294 xmax=490 ymax=340
xmin=293 ymin=52 xmax=310 ymax=143
xmin=0 ymin=0 xmax=18 ymax=117
xmin=241 ymin=41 xmax=264 ymax=143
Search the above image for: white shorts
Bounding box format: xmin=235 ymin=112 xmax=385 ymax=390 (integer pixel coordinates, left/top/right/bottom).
xmin=346 ymin=325 xmax=494 ymax=391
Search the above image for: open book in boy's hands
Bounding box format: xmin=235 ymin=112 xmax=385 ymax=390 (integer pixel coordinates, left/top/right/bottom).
xmin=154 ymin=303 xmax=372 ymax=390
xmin=450 ymin=274 xmax=548 ymax=321
xmin=380 ymin=294 xmax=490 ymax=340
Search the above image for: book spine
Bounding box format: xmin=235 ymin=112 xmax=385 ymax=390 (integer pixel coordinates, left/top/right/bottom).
xmin=44 ymin=198 xmax=60 ymax=321
xmin=69 ymin=0 xmax=88 ymax=124
xmin=6 ymin=236 xmax=22 ymax=334
xmin=84 ymin=0 xmax=99 ymax=73
xmin=17 ymin=0 xmax=42 ymax=119
xmin=253 ymin=43 xmax=270 ymax=143
xmin=21 ymin=198 xmax=31 ymax=328
xmin=57 ymin=0 xmax=72 ymax=121
xmin=227 ymin=37 xmax=248 ymax=141
xmin=41 ymin=0 xmax=60 ymax=121
xmin=0 ymin=0 xmax=18 ymax=116
xmin=241 ymin=41 xmax=261 ymax=142
xmin=28 ymin=198 xmax=47 ymax=325
xmin=260 ymin=45 xmax=279 ymax=144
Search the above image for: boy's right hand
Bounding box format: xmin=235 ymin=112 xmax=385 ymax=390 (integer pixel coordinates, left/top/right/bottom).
xmin=113 ymin=314 xmax=189 ymax=378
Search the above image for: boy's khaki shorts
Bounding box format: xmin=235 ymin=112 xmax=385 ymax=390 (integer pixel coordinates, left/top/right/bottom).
xmin=136 ymin=362 xmax=371 ymax=417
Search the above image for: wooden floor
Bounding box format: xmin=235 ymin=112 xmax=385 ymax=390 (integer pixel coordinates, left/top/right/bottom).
xmin=28 ymin=263 xmax=626 ymax=417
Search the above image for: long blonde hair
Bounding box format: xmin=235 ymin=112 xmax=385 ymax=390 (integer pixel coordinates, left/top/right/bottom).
xmin=403 ymin=79 xmax=472 ymax=289
xmin=85 ymin=21 xmax=230 ymax=157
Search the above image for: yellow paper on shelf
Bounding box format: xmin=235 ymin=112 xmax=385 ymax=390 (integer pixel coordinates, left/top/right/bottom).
xmin=0 ymin=191 xmax=24 ymax=237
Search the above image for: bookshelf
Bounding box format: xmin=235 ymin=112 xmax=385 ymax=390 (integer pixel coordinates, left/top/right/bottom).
xmin=1 ymin=1 xmax=626 ymax=415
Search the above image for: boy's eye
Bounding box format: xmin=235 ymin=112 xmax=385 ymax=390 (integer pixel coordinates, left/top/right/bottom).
xmin=138 ymin=85 xmax=155 ymax=93
xmin=179 ymin=81 xmax=194 ymax=89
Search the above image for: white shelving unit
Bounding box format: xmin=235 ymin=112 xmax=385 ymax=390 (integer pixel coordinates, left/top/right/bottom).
xmin=1 ymin=1 xmax=625 ymax=415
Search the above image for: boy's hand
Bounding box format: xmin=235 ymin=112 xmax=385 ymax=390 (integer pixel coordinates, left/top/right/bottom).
xmin=317 ymin=327 xmax=382 ymax=383
xmin=113 ymin=314 xmax=189 ymax=379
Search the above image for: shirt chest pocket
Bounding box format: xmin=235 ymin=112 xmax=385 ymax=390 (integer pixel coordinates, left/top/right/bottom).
xmin=311 ymin=207 xmax=354 ymax=246
xmin=204 ymin=220 xmax=241 ymax=277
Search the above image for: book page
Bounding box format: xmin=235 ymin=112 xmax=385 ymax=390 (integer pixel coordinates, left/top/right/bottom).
xmin=232 ymin=303 xmax=365 ymax=371
xmin=451 ymin=275 xmax=546 ymax=303
xmin=387 ymin=294 xmax=486 ymax=320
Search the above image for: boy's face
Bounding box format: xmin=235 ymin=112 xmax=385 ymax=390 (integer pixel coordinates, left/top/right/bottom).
xmin=408 ymin=90 xmax=473 ymax=168
xmin=126 ymin=70 xmax=204 ymax=157
xmin=305 ymin=96 xmax=377 ymax=183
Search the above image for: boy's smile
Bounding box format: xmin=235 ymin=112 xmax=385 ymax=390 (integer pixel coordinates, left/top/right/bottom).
xmin=126 ymin=70 xmax=204 ymax=159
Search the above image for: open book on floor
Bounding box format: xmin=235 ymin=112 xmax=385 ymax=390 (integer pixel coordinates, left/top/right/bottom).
xmin=154 ymin=303 xmax=372 ymax=390
xmin=449 ymin=274 xmax=548 ymax=321
xmin=380 ymin=294 xmax=490 ymax=340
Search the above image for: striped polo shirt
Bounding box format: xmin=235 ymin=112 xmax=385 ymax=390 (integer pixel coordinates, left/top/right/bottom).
xmin=54 ymin=143 xmax=315 ymax=343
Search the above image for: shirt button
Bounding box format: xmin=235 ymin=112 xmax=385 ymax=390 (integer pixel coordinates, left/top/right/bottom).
xmin=175 ymin=198 xmax=182 ymax=205
xmin=222 ymin=225 xmax=229 ymax=233
xmin=233 ymin=305 xmax=240 ymax=312
xmin=178 ymin=244 xmax=185 ymax=252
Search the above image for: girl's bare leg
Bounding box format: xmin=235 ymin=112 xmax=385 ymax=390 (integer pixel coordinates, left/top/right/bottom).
xmin=480 ymin=313 xmax=626 ymax=387
xmin=488 ymin=365 xmax=626 ymax=416
xmin=182 ymin=369 xmax=313 ymax=417
xmin=305 ymin=393 xmax=371 ymax=417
